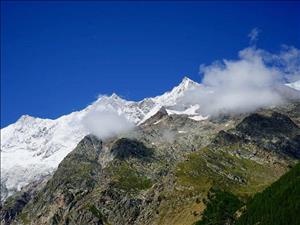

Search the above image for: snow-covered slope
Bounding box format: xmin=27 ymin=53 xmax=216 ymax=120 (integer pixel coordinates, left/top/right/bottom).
xmin=1 ymin=77 xmax=299 ymax=201
xmin=1 ymin=112 xmax=87 ymax=199
xmin=0 ymin=77 xmax=199 ymax=201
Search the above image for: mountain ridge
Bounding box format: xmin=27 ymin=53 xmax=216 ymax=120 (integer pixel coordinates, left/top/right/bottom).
xmin=0 ymin=77 xmax=200 ymax=201
xmin=1 ymin=77 xmax=299 ymax=201
xmin=2 ymin=108 xmax=299 ymax=225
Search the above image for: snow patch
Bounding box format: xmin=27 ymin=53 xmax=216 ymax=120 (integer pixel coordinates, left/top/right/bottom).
xmin=178 ymin=130 xmax=187 ymax=134
xmin=154 ymin=119 xmax=163 ymax=125
xmin=189 ymin=115 xmax=209 ymax=121
xmin=166 ymin=104 xmax=200 ymax=115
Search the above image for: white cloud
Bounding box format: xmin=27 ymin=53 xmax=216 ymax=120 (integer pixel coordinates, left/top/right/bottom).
xmin=248 ymin=28 xmax=260 ymax=44
xmin=82 ymin=44 xmax=299 ymax=130
xmin=182 ymin=45 xmax=300 ymax=116
xmin=268 ymin=45 xmax=300 ymax=82
xmin=82 ymin=102 xmax=134 ymax=139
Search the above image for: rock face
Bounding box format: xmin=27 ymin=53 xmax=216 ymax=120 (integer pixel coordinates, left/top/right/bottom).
xmin=1 ymin=100 xmax=300 ymax=225
xmin=236 ymin=112 xmax=299 ymax=136
xmin=111 ymin=138 xmax=154 ymax=160
xmin=5 ymin=135 xmax=105 ymax=225
xmin=233 ymin=112 xmax=300 ymax=157
xmin=0 ymin=175 xmax=50 ymax=225
xmin=1 ymin=192 xmax=31 ymax=225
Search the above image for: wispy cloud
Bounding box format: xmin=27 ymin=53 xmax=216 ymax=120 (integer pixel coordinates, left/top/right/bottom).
xmin=248 ymin=28 xmax=260 ymax=45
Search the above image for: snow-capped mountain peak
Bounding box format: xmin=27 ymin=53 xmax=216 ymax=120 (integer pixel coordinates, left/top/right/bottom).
xmin=167 ymin=76 xmax=199 ymax=95
xmin=107 ymin=93 xmax=126 ymax=101
xmin=18 ymin=114 xmax=35 ymax=121
xmin=180 ymin=76 xmax=199 ymax=89
xmin=151 ymin=76 xmax=200 ymax=106
xmin=96 ymin=93 xmax=127 ymax=104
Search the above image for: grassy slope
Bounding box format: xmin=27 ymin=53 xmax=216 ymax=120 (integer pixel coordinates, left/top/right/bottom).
xmin=192 ymin=163 xmax=300 ymax=225
xmin=236 ymin=162 xmax=300 ymax=225
xmin=160 ymin=143 xmax=291 ymax=225
xmin=176 ymin=145 xmax=286 ymax=197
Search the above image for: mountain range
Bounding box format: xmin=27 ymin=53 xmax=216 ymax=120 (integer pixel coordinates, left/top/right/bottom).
xmin=1 ymin=77 xmax=203 ymax=200
xmin=1 ymin=77 xmax=300 ymax=225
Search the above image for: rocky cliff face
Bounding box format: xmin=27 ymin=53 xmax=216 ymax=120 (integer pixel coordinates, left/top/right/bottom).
xmin=1 ymin=100 xmax=300 ymax=225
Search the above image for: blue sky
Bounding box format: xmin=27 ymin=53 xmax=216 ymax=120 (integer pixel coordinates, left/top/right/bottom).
xmin=1 ymin=1 xmax=300 ymax=127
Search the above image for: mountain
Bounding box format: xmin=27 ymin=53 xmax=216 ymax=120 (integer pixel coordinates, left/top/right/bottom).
xmin=0 ymin=77 xmax=299 ymax=213
xmin=1 ymin=102 xmax=300 ymax=225
xmin=0 ymin=77 xmax=201 ymax=201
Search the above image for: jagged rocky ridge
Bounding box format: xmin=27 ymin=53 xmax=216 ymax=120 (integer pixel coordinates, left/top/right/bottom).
xmin=1 ymin=99 xmax=300 ymax=225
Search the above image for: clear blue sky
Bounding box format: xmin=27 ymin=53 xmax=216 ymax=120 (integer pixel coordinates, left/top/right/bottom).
xmin=1 ymin=1 xmax=300 ymax=127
